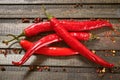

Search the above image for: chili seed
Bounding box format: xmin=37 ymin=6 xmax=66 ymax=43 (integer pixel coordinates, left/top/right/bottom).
xmin=101 ymin=68 xmax=106 ymax=73
xmin=0 ymin=67 xmax=6 ymax=71
xmin=33 ymin=17 xmax=42 ymax=23
xmin=38 ymin=68 xmax=43 ymax=72
xmin=12 ymin=49 xmax=19 ymax=54
xmin=109 ymin=76 xmax=112 ymax=79
xmin=112 ymin=50 xmax=116 ymax=53
xmin=36 ymin=66 xmax=40 ymax=69
xmin=92 ymin=50 xmax=96 ymax=54
xmin=89 ymin=6 xmax=93 ymax=8
xmin=110 ymin=37 xmax=116 ymax=43
xmin=63 ymin=68 xmax=66 ymax=72
xmin=22 ymin=18 xmax=30 ymax=23
xmin=47 ymin=68 xmax=50 ymax=71
xmin=1 ymin=50 xmax=8 ymax=57
xmin=74 ymin=3 xmax=79 ymax=8
xmin=28 ymin=66 xmax=34 ymax=71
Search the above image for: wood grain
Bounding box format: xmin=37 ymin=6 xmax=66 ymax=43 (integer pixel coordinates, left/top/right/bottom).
xmin=0 ymin=53 xmax=119 ymax=67
xmin=0 ymin=5 xmax=120 ymax=18
xmin=1 ymin=71 xmax=120 ymax=80
xmin=0 ymin=36 xmax=120 ymax=50
xmin=0 ymin=23 xmax=120 ymax=36
xmin=0 ymin=0 xmax=119 ymax=4
xmin=0 ymin=0 xmax=120 ymax=80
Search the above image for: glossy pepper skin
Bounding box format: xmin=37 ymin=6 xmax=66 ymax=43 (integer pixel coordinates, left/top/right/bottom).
xmin=24 ymin=20 xmax=113 ymax=37
xmin=48 ymin=17 xmax=114 ymax=68
xmin=12 ymin=32 xmax=94 ymax=66
xmin=20 ymin=40 xmax=78 ymax=56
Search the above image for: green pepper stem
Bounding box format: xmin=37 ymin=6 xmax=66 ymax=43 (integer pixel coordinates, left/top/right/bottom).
xmin=42 ymin=6 xmax=53 ymax=20
xmin=2 ymin=32 xmax=25 ymax=45
xmin=17 ymin=32 xmax=25 ymax=38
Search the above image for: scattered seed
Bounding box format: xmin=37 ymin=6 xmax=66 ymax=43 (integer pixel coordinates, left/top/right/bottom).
xmin=109 ymin=75 xmax=112 ymax=79
xmin=110 ymin=37 xmax=116 ymax=43
xmin=0 ymin=66 xmax=6 ymax=71
xmin=36 ymin=66 xmax=40 ymax=69
xmin=96 ymin=67 xmax=106 ymax=73
xmin=112 ymin=54 xmax=115 ymax=56
xmin=38 ymin=68 xmax=43 ymax=72
xmin=1 ymin=50 xmax=8 ymax=57
xmin=101 ymin=68 xmax=106 ymax=73
xmin=89 ymin=6 xmax=93 ymax=8
xmin=12 ymin=49 xmax=19 ymax=54
xmin=111 ymin=50 xmax=116 ymax=56
xmin=63 ymin=68 xmax=66 ymax=72
xmin=47 ymin=68 xmax=50 ymax=71
xmin=28 ymin=66 xmax=34 ymax=71
xmin=22 ymin=18 xmax=30 ymax=23
xmin=33 ymin=17 xmax=42 ymax=23
xmin=113 ymin=29 xmax=120 ymax=35
xmin=112 ymin=50 xmax=116 ymax=53
xmin=74 ymin=3 xmax=79 ymax=8
xmin=92 ymin=50 xmax=96 ymax=54
xmin=55 ymin=70 xmax=58 ymax=72
xmin=43 ymin=66 xmax=49 ymax=70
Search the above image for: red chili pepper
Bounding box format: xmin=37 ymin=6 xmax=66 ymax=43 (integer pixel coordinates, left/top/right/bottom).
xmin=44 ymin=13 xmax=114 ymax=68
xmin=20 ymin=40 xmax=78 ymax=56
xmin=24 ymin=19 xmax=113 ymax=37
xmin=3 ymin=19 xmax=112 ymax=44
xmin=12 ymin=32 xmax=97 ymax=66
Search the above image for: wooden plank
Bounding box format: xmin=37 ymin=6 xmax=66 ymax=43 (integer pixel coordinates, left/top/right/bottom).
xmin=0 ymin=5 xmax=120 ymax=18
xmin=0 ymin=66 xmax=97 ymax=72
xmin=0 ymin=53 xmax=119 ymax=67
xmin=0 ymin=23 xmax=120 ymax=36
xmin=2 ymin=66 xmax=120 ymax=73
xmin=0 ymin=71 xmax=120 ymax=80
xmin=0 ymin=18 xmax=119 ymax=23
xmin=0 ymin=36 xmax=120 ymax=50
xmin=0 ymin=0 xmax=119 ymax=4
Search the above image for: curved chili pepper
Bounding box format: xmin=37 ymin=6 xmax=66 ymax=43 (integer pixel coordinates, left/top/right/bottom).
xmin=12 ymin=32 xmax=97 ymax=66
xmin=3 ymin=19 xmax=112 ymax=45
xmin=44 ymin=12 xmax=114 ymax=68
xmin=24 ymin=20 xmax=113 ymax=37
xmin=20 ymin=40 xmax=78 ymax=56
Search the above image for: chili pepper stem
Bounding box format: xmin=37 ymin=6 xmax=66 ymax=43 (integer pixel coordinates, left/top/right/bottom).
xmin=43 ymin=6 xmax=53 ymax=20
xmin=17 ymin=32 xmax=25 ymax=38
xmin=2 ymin=32 xmax=25 ymax=45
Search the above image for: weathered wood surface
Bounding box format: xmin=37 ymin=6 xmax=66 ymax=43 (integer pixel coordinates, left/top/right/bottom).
xmin=0 ymin=0 xmax=120 ymax=80
xmin=0 ymin=5 xmax=120 ymax=18
xmin=0 ymin=54 xmax=120 ymax=67
xmin=0 ymin=36 xmax=120 ymax=50
xmin=0 ymin=0 xmax=119 ymax=4
xmin=1 ymin=71 xmax=120 ymax=80
xmin=0 ymin=23 xmax=119 ymax=36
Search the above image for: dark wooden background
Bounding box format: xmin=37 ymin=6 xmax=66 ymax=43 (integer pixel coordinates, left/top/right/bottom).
xmin=0 ymin=0 xmax=120 ymax=80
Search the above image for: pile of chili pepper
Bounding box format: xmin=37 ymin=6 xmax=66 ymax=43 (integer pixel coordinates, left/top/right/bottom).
xmin=3 ymin=9 xmax=115 ymax=68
